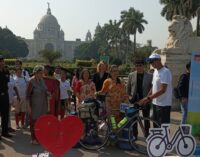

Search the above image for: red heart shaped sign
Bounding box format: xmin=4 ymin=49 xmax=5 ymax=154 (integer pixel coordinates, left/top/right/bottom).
xmin=35 ymin=115 xmax=84 ymax=157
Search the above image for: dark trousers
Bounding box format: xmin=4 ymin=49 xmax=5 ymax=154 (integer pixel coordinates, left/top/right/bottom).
xmin=133 ymin=104 xmax=151 ymax=137
xmin=152 ymin=104 xmax=171 ymax=126
xmin=0 ymin=93 xmax=9 ymax=135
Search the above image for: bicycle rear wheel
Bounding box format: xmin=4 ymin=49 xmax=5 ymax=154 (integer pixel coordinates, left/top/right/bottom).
xmin=79 ymin=119 xmax=109 ymax=150
xmin=128 ymin=117 xmax=160 ymax=154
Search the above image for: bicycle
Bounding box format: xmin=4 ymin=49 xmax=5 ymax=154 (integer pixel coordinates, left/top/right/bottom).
xmin=78 ymin=95 xmax=160 ymax=154
xmin=147 ymin=124 xmax=196 ymax=157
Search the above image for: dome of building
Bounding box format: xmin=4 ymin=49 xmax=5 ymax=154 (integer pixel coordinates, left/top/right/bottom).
xmin=37 ymin=5 xmax=60 ymax=31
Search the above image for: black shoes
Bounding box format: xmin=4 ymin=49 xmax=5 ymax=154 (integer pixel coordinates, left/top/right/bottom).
xmin=2 ymin=133 xmax=12 ymax=138
xmin=8 ymin=127 xmax=16 ymax=133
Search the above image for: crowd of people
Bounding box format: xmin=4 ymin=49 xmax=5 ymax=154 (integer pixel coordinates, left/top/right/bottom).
xmin=0 ymin=53 xmax=190 ymax=146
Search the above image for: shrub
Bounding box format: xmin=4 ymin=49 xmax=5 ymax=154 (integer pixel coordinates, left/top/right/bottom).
xmin=75 ymin=60 xmax=93 ymax=67
xmin=118 ymin=64 xmax=133 ymax=75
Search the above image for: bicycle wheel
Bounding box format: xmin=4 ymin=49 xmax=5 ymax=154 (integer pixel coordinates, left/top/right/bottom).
xmin=128 ymin=117 xmax=160 ymax=154
xmin=79 ymin=119 xmax=109 ymax=150
xmin=147 ymin=136 xmax=166 ymax=157
xmin=176 ymin=136 xmax=195 ymax=157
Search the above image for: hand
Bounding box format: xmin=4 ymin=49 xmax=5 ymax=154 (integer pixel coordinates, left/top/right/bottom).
xmin=138 ymin=97 xmax=151 ymax=106
xmin=181 ymin=97 xmax=188 ymax=104
xmin=95 ymin=91 xmax=99 ymax=96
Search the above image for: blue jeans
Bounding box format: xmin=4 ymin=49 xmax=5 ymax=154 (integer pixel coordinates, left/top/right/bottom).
xmin=180 ymin=101 xmax=188 ymax=124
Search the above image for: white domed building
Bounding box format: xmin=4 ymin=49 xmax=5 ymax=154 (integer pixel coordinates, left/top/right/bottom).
xmin=24 ymin=5 xmax=89 ymax=60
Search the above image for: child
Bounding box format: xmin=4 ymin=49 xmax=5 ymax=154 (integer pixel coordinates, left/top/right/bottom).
xmin=59 ymin=70 xmax=71 ymax=119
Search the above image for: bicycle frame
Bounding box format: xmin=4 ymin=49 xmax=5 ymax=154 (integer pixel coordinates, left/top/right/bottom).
xmin=106 ymin=108 xmax=146 ymax=142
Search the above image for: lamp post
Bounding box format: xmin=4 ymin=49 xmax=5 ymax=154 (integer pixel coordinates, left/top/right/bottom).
xmin=196 ymin=7 xmax=200 ymax=36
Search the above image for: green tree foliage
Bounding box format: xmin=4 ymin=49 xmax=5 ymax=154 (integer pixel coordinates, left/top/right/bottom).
xmin=75 ymin=8 xmax=147 ymax=64
xmin=120 ymin=7 xmax=148 ymax=55
xmin=135 ymin=45 xmax=157 ymax=60
xmin=93 ymin=20 xmax=132 ymax=64
xmin=160 ymin=0 xmax=200 ymax=21
xmin=74 ymin=41 xmax=99 ymax=60
xmin=39 ymin=49 xmax=62 ymax=64
xmin=0 ymin=27 xmax=28 ymax=57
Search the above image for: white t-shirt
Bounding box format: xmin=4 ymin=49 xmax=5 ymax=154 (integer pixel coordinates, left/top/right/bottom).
xmin=152 ymin=67 xmax=172 ymax=106
xmin=8 ymin=76 xmax=15 ymax=104
xmin=14 ymin=76 xmax=27 ymax=97
xmin=59 ymin=79 xmax=71 ymax=100
xmin=13 ymin=69 xmax=30 ymax=81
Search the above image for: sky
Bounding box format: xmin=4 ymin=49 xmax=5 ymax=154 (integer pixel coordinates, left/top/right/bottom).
xmin=0 ymin=0 xmax=197 ymax=49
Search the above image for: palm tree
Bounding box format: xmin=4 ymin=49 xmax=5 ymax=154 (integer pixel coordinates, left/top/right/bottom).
xmin=119 ymin=7 xmax=148 ymax=55
xmin=104 ymin=20 xmax=122 ymax=58
xmin=160 ymin=0 xmax=200 ymax=21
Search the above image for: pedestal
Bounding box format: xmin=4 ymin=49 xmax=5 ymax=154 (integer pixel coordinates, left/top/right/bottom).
xmin=161 ymin=48 xmax=191 ymax=110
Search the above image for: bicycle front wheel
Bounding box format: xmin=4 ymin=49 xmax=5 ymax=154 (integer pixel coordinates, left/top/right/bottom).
xmin=176 ymin=136 xmax=196 ymax=157
xmin=79 ymin=119 xmax=109 ymax=150
xmin=128 ymin=117 xmax=160 ymax=154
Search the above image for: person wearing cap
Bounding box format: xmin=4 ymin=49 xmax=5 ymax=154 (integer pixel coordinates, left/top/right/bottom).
xmin=139 ymin=53 xmax=172 ymax=126
xmin=26 ymin=65 xmax=48 ymax=144
xmin=0 ymin=55 xmax=13 ymax=139
xmin=127 ymin=59 xmax=153 ymax=137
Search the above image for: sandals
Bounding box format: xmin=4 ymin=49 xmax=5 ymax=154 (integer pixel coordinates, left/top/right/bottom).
xmin=31 ymin=140 xmax=39 ymax=145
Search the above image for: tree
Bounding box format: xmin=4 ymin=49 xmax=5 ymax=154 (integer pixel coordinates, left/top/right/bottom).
xmin=0 ymin=27 xmax=28 ymax=57
xmin=104 ymin=20 xmax=123 ymax=59
xmin=39 ymin=49 xmax=62 ymax=64
xmin=74 ymin=41 xmax=99 ymax=60
xmin=160 ymin=0 xmax=200 ymax=21
xmin=120 ymin=7 xmax=148 ymax=55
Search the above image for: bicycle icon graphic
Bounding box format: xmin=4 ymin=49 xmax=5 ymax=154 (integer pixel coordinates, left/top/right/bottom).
xmin=146 ymin=124 xmax=196 ymax=157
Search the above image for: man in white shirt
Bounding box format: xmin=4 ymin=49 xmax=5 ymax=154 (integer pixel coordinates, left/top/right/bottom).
xmin=139 ymin=53 xmax=172 ymax=126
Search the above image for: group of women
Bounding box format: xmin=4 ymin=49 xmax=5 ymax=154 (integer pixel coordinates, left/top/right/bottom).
xmin=73 ymin=62 xmax=128 ymax=122
xmin=26 ymin=61 xmax=128 ymax=144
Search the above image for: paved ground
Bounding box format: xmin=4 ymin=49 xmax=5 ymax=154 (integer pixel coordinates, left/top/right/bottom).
xmin=0 ymin=111 xmax=186 ymax=157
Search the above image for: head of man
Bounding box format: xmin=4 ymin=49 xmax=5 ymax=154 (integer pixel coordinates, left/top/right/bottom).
xmin=148 ymin=53 xmax=162 ymax=69
xmin=134 ymin=59 xmax=145 ymax=73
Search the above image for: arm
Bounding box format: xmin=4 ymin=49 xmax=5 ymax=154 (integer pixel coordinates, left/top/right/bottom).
xmin=98 ymin=79 xmax=110 ymax=95
xmin=75 ymin=81 xmax=82 ymax=100
xmin=26 ymin=81 xmax=33 ymax=106
xmin=13 ymin=86 xmax=20 ymax=101
xmin=139 ymin=84 xmax=167 ymax=105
